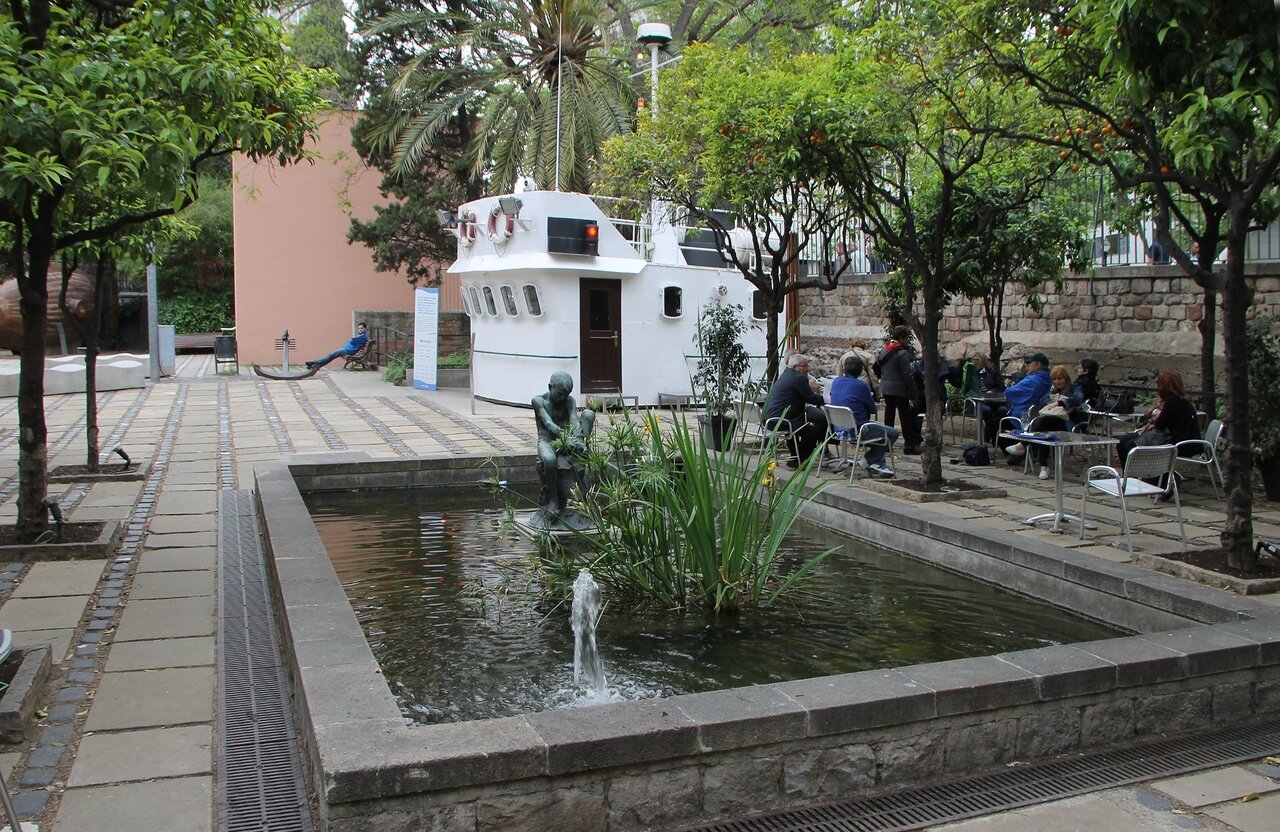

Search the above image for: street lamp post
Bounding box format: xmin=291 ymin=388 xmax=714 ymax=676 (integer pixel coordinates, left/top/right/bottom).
xmin=636 ymin=23 xmax=672 ymax=118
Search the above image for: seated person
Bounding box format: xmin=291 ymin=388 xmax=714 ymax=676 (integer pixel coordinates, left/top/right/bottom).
xmin=1074 ymin=357 xmax=1102 ymax=411
xmin=306 ymin=322 xmax=369 ymax=369
xmin=986 ymin=352 xmax=1052 ymax=449
xmin=829 ymin=356 xmax=898 ymax=478
xmin=1116 ymin=370 xmax=1199 ymax=464
xmin=1006 ymin=365 xmax=1077 ymax=478
xmin=764 ymin=353 xmax=829 ymax=469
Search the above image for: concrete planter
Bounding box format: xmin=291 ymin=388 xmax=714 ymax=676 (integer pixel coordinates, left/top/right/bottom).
xmin=49 ymin=460 xmax=151 ymax=483
xmin=0 ymin=646 xmax=52 ymax=742
xmin=1135 ymin=552 xmax=1280 ymax=595
xmin=0 ymin=520 xmax=121 ymax=561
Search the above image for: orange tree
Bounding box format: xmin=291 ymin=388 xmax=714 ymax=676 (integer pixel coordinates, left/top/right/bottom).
xmin=965 ymin=0 xmax=1280 ymax=570
xmin=600 ymin=43 xmax=855 ymax=383
xmin=800 ymin=4 xmax=1066 ymax=485
xmin=0 ymin=0 xmax=329 ymax=540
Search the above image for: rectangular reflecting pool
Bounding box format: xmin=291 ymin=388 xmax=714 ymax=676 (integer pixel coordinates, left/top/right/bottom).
xmin=306 ymin=488 xmax=1122 ymax=724
xmin=258 ymin=454 xmax=1280 ymax=832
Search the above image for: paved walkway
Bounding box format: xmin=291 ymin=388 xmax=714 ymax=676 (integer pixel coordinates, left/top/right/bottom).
xmin=0 ymin=354 xmax=1276 ymax=831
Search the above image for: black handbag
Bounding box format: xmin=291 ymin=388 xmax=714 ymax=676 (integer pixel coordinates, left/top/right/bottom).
xmin=1098 ymin=392 xmax=1134 ymax=414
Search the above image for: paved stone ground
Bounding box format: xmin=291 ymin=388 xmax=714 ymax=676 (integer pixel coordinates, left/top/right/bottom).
xmin=0 ymin=353 xmax=1276 ymax=832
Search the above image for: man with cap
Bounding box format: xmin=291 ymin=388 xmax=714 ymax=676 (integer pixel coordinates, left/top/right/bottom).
xmin=983 ymin=353 xmax=1052 ymax=449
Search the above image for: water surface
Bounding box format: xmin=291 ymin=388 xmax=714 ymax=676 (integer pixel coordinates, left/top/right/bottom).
xmin=306 ymin=488 xmax=1122 ymax=724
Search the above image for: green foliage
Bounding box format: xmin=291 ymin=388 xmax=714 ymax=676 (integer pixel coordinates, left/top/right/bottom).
xmin=360 ymin=0 xmax=636 ymax=192
xmin=0 ymin=0 xmax=332 ymax=536
xmin=575 ymin=411 xmax=835 ymax=614
xmin=290 ymin=0 xmax=360 ymax=108
xmin=438 ymin=350 xmax=470 ymax=369
xmin=382 ymin=352 xmax=413 ymax=386
xmin=157 ymin=286 xmax=233 ymax=333
xmin=1248 ymin=320 xmax=1280 ymax=460
xmin=691 ymin=301 xmax=751 ymax=418
xmin=600 ymin=42 xmax=855 ymax=380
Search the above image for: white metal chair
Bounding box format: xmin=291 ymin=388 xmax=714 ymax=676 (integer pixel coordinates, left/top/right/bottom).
xmin=1175 ymin=418 xmax=1225 ymax=498
xmin=739 ymin=402 xmax=799 ymax=459
xmin=1080 ymin=444 xmax=1186 ymax=553
xmin=999 ymin=415 xmax=1035 ymax=474
xmin=823 ymin=405 xmax=894 ymax=483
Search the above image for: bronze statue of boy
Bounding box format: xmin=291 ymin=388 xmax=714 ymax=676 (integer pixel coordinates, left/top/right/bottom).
xmin=531 ymin=371 xmax=596 ymax=530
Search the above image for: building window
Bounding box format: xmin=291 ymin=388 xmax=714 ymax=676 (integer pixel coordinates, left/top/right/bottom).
xmin=522 ymin=284 xmax=543 ymax=316
xmin=662 ymin=285 xmax=682 ymax=318
xmin=468 ymin=286 xmax=484 ymax=316
xmin=482 ymin=285 xmax=498 ymax=316
xmin=500 ymin=285 xmax=519 ymax=316
xmin=751 ymin=291 xmax=768 ymax=320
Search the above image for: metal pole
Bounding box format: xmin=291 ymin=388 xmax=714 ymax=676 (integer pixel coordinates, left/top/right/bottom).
xmin=146 ymin=261 xmax=159 ymax=382
xmin=649 ymin=42 xmax=659 ymax=118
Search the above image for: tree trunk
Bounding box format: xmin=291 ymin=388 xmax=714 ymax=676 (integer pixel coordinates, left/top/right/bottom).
xmin=1198 ymin=283 xmax=1217 ymax=416
xmin=919 ymin=276 xmax=945 ymax=485
xmin=1219 ymin=201 xmax=1254 ymax=571
xmin=16 ymin=235 xmax=52 ymax=542
xmin=764 ymin=297 xmax=781 ymax=384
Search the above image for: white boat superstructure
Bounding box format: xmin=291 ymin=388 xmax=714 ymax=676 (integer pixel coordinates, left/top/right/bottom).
xmin=447 ymin=190 xmax=775 ymax=407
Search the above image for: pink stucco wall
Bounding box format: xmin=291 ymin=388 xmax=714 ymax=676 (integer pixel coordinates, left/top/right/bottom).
xmin=232 ymin=110 xmax=413 ymax=365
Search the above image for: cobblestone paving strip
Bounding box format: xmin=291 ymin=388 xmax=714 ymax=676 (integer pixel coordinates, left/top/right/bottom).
xmin=407 ymin=393 xmax=532 ymax=449
xmin=254 ymin=379 xmax=294 ymax=454
xmin=5 ymin=382 xmax=190 ymax=824
xmin=375 ymin=396 xmax=469 ymax=454
xmin=287 ymin=380 xmax=346 ymax=451
xmin=0 ymin=412 xmax=91 ymax=505
xmin=0 ymin=390 xmax=82 ymax=454
xmin=318 ymin=376 xmax=412 ymax=456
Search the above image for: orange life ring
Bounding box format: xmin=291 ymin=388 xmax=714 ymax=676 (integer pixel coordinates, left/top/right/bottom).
xmin=457 ymin=212 xmax=478 ymax=246
xmin=487 ymin=205 xmax=516 ymax=242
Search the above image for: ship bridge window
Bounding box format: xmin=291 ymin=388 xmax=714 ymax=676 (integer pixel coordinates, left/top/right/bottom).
xmin=500 ymin=285 xmax=519 ymax=316
xmin=468 ymin=286 xmax=485 ymax=317
xmin=460 ymin=290 xmax=473 ymax=317
xmin=661 ymin=285 xmax=682 ymax=319
xmin=522 ymin=284 xmax=543 ymax=317
xmin=751 ymin=291 xmax=768 ymax=320
xmin=482 ymin=285 xmax=498 ymax=316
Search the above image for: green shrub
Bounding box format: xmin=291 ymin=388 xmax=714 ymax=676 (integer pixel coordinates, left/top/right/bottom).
xmin=438 ymin=349 xmax=471 ymax=369
xmin=157 ymin=287 xmax=233 ymax=333
xmin=382 ymin=353 xmax=412 ymax=386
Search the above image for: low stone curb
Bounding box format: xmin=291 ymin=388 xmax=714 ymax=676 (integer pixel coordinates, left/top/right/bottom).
xmin=48 ymin=460 xmax=151 ymax=483
xmin=0 ymin=647 xmax=52 ymax=743
xmin=0 ymin=520 xmax=121 ymax=561
xmin=1135 ymin=552 xmax=1280 ymax=596
xmin=858 ymin=478 xmax=1007 ymax=502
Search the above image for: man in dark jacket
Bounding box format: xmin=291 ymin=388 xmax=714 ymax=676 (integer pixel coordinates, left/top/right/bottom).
xmin=874 ymin=325 xmax=921 ymax=453
xmin=765 ymin=353 xmax=829 ymax=468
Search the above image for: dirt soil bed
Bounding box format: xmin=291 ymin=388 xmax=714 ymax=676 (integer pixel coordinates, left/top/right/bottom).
xmin=1156 ymin=546 xmax=1280 ymax=580
xmin=0 ymin=522 xmax=105 ymax=546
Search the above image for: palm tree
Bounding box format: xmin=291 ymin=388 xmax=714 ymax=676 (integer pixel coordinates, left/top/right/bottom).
xmin=363 ymin=0 xmax=636 ymax=193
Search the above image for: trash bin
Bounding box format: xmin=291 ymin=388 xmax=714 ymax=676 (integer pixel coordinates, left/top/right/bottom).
xmin=214 ymin=328 xmax=238 ymax=374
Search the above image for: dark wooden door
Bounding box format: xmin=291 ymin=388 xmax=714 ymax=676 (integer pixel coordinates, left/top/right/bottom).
xmin=579 ymin=278 xmax=622 ymax=393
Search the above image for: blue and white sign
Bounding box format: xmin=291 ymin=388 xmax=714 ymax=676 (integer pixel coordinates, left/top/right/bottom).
xmin=412 ymin=286 xmax=439 ymax=391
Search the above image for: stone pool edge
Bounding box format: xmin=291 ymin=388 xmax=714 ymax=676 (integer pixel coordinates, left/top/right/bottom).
xmin=257 ymin=454 xmax=1280 ymax=832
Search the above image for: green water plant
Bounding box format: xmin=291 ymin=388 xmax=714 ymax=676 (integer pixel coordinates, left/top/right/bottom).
xmin=577 ymin=411 xmax=836 ymax=614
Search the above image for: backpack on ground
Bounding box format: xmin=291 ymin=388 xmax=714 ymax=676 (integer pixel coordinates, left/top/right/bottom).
xmin=961 ymin=443 xmax=990 ymax=466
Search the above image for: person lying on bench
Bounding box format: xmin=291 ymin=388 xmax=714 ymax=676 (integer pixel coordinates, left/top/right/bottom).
xmin=306 ymin=322 xmax=368 ymax=369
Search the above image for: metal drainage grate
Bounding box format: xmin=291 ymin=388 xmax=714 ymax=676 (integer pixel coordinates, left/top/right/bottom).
xmin=685 ymin=719 xmax=1280 ymax=832
xmin=217 ymin=488 xmax=313 ymax=832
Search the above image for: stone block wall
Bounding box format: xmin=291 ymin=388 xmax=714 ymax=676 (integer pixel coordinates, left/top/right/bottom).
xmin=356 ymin=310 xmax=470 ymax=358
xmin=799 ymin=265 xmax=1280 ymax=388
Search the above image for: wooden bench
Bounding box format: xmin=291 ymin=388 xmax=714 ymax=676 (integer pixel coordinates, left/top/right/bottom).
xmin=343 ymin=340 xmax=376 ymax=371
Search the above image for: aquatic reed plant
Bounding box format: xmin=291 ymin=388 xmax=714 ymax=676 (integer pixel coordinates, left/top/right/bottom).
xmin=579 ymin=411 xmax=836 ymax=614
